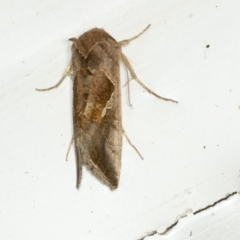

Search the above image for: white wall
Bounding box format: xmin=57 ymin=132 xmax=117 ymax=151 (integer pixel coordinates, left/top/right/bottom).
xmin=1 ymin=1 xmax=240 ymax=239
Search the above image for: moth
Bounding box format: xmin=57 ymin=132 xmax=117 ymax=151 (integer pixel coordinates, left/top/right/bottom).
xmin=36 ymin=24 xmax=177 ymax=189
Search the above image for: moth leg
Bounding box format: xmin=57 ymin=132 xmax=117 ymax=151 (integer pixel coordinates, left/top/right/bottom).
xmin=65 ymin=135 xmax=74 ymax=161
xmin=122 ymin=127 xmax=143 ymax=160
xmin=36 ymin=64 xmax=71 ymax=91
xmin=121 ymin=53 xmax=178 ymax=103
xmin=64 ymin=133 xmax=83 ymax=189
xmin=119 ymin=24 xmax=151 ymax=46
xmin=122 ymin=58 xmax=133 ymax=106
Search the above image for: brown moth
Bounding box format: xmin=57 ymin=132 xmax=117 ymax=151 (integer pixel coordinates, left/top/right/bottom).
xmin=36 ymin=24 xmax=177 ymax=189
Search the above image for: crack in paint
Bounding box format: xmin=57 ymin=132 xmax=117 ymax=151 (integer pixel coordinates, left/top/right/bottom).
xmin=139 ymin=191 xmax=238 ymax=240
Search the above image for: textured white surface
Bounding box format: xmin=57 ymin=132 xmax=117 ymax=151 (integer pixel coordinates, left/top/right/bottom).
xmin=1 ymin=0 xmax=240 ymax=240
xmin=144 ymin=193 xmax=240 ymax=240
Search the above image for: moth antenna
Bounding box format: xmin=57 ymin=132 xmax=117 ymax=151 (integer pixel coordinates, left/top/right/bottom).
xmin=119 ymin=24 xmax=151 ymax=46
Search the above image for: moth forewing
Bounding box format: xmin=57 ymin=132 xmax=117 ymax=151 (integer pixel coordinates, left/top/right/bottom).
xmin=70 ymin=29 xmax=122 ymax=189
